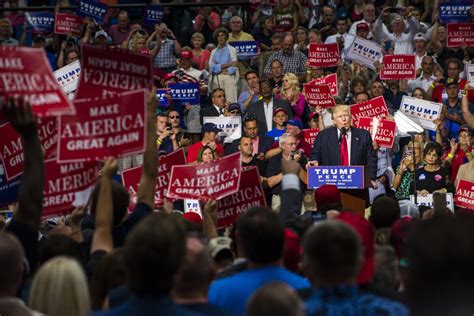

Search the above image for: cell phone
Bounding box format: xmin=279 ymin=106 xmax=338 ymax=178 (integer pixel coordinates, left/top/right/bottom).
xmin=311 ymin=211 xmax=327 ymax=223
xmin=384 ymin=41 xmax=392 ymax=51
xmin=166 ymin=123 xmax=172 ymax=130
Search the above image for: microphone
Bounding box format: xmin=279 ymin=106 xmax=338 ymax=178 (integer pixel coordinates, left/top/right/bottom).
xmin=339 ymin=127 xmax=346 ymax=144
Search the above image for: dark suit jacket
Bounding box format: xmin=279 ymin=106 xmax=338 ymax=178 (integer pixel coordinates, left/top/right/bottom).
xmin=310 ymin=126 xmax=378 ymax=180
xmin=200 ymin=105 xmax=221 ymax=125
xmin=224 ymin=134 xmax=274 ymax=156
xmin=246 ymin=97 xmax=293 ymax=135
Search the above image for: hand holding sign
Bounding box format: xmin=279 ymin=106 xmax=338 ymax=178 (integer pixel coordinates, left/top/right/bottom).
xmin=102 ymin=157 xmax=118 ymax=178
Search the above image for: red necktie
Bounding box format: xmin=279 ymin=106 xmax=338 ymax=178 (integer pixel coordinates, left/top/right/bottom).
xmin=340 ymin=131 xmax=349 ymax=166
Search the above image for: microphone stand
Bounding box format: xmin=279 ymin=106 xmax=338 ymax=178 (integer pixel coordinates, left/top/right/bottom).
xmin=411 ymin=134 xmax=417 ymax=204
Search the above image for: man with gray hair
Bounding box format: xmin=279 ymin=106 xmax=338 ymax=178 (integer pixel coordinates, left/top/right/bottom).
xmin=373 ymin=7 xmax=420 ymax=54
xmin=302 ymin=221 xmax=409 ymax=315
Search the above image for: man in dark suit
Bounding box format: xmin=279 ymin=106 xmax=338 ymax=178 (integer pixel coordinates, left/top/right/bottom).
xmin=200 ymin=88 xmax=226 ymax=125
xmin=247 ymin=80 xmax=293 ymax=136
xmin=308 ymin=105 xmax=378 ymax=187
xmin=224 ymin=117 xmax=274 ymax=156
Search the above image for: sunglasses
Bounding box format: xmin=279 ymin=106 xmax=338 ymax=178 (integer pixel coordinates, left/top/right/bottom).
xmin=169 ymin=115 xmax=180 ymax=119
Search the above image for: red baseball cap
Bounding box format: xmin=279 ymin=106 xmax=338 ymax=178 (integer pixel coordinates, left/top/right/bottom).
xmin=180 ymin=49 xmax=193 ymax=59
xmin=273 ymin=108 xmax=288 ymax=116
xmin=357 ymin=23 xmax=369 ymax=32
xmin=182 ymin=212 xmax=203 ymax=224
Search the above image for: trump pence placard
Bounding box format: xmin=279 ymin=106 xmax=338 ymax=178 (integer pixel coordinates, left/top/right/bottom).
xmin=57 ymin=90 xmax=147 ymax=162
xmin=400 ymin=96 xmax=442 ymax=131
xmin=308 ymin=166 xmax=365 ymax=189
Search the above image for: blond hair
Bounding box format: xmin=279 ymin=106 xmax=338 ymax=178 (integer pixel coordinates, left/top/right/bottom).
xmin=29 ymin=257 xmax=90 ymax=316
xmin=131 ymin=33 xmax=147 ymax=53
xmin=282 ymin=73 xmax=300 ymax=97
xmin=330 ymin=105 xmax=350 ymax=119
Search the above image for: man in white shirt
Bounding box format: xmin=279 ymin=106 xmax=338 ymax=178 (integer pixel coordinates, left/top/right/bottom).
xmin=413 ymin=33 xmax=428 ymax=69
xmin=408 ymin=55 xmax=436 ymax=94
xmin=349 ymin=3 xmax=388 ymax=40
xmin=325 ymin=17 xmax=353 ymax=55
xmin=373 ymin=7 xmax=420 ymax=55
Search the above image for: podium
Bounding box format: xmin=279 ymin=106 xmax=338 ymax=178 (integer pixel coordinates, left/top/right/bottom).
xmin=307 ymin=166 xmax=372 ymax=216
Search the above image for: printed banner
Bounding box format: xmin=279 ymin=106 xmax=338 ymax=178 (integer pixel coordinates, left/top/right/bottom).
xmin=400 ymin=96 xmax=442 ymax=131
xmin=143 ymin=4 xmax=165 ymax=25
xmin=345 ymin=36 xmax=382 ymax=70
xmin=57 ymin=90 xmax=147 ymax=162
xmin=229 ymin=41 xmax=259 ymax=59
xmin=465 ymin=64 xmax=474 ymax=85
xmin=54 ymin=60 xmax=81 ymax=97
xmin=447 ymin=23 xmax=474 ymax=48
xmin=308 ymin=43 xmax=340 ymax=68
xmin=203 ymin=116 xmax=242 ymax=143
xmin=356 ymin=117 xmax=396 ymax=148
xmin=217 ymin=166 xmax=266 ymax=229
xmin=0 ymin=161 xmax=20 ymax=207
xmin=349 ymin=96 xmax=389 ymax=127
xmin=0 ymin=46 xmax=76 ymax=117
xmin=380 ymin=55 xmax=416 ymax=80
xmin=76 ymin=0 xmax=108 ymax=23
xmin=303 ymin=84 xmax=336 ymax=108
xmin=42 ymin=160 xmax=99 ymax=218
xmin=308 ymin=73 xmax=338 ymax=96
xmin=54 ymin=13 xmax=83 ymax=37
xmin=302 ymin=128 xmax=319 ymax=149
xmin=168 ymin=82 xmax=200 ymax=105
xmin=166 ymin=152 xmax=241 ymax=200
xmin=121 ymin=149 xmax=186 ymax=208
xmin=156 ymin=88 xmax=170 ymax=107
xmin=25 ymin=12 xmax=55 ymax=34
xmin=0 ymin=117 xmax=57 ymax=181
xmin=455 ymin=179 xmax=474 ymax=210
xmin=75 ymin=44 xmax=152 ymax=98
xmin=410 ymin=193 xmax=454 ymax=212
xmin=440 ymin=3 xmax=473 ymax=23
xmin=308 ymin=166 xmax=365 ymax=189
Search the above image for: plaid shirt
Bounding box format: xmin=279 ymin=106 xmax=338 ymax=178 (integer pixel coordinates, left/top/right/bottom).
xmin=152 ymin=39 xmax=176 ymax=68
xmin=264 ymin=49 xmax=308 ymax=75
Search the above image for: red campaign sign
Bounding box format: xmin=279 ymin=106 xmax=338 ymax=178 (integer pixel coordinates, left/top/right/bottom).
xmin=447 ymin=23 xmax=474 ymax=48
xmin=57 ymin=90 xmax=147 ymax=163
xmin=0 ymin=117 xmax=58 ymax=181
xmin=166 ymin=152 xmax=241 ymax=200
xmin=54 ymin=13 xmax=83 ymax=37
xmin=75 ymin=45 xmax=153 ymax=98
xmin=217 ymin=166 xmax=266 ymax=229
xmin=0 ymin=46 xmax=75 ymax=117
xmin=121 ymin=149 xmax=186 ymax=208
xmin=308 ymin=73 xmax=338 ymax=96
xmin=303 ymin=84 xmax=336 ymax=108
xmin=454 ymin=179 xmax=474 ymax=210
xmin=302 ymin=128 xmax=320 ymax=149
xmin=308 ymin=43 xmax=340 ymax=68
xmin=380 ymin=55 xmax=416 ymax=80
xmin=350 ymin=96 xmax=389 ymax=127
xmin=42 ymin=159 xmax=99 ymax=218
xmin=356 ymin=117 xmax=396 ymax=148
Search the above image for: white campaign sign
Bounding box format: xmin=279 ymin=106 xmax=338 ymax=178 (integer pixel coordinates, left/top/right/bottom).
xmin=399 ymin=96 xmax=442 ymax=131
xmin=54 ymin=60 xmax=81 ymax=99
xmin=344 ymin=36 xmax=382 ymax=70
xmin=410 ymin=193 xmax=454 ymax=212
xmin=466 ymin=64 xmax=474 ymax=85
xmin=203 ymin=116 xmax=242 ymax=143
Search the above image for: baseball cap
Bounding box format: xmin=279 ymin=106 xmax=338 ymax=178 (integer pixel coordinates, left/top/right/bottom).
xmin=228 ymin=103 xmax=241 ymax=113
xmin=273 ymin=108 xmax=288 ymax=116
xmin=201 ymin=122 xmax=222 ymax=134
xmin=309 ymin=112 xmax=319 ymax=121
xmin=446 ymin=78 xmax=459 ymax=87
xmin=162 ymin=72 xmax=178 ymax=82
xmin=208 ymin=237 xmax=232 ymax=259
xmin=180 ymin=49 xmax=193 ymax=59
xmin=286 ymin=119 xmax=302 ymax=129
xmin=95 ymin=30 xmax=108 ymax=39
xmin=458 ymin=124 xmax=473 ymax=136
xmin=182 ymin=212 xmax=203 ymax=224
xmin=314 ymin=184 xmax=341 ymax=210
xmin=413 ymin=32 xmax=427 ymax=42
xmin=356 ymin=23 xmax=369 ymax=32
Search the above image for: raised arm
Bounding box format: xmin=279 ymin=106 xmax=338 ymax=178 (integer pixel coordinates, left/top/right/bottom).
xmin=136 ymin=89 xmax=159 ymax=208
xmin=462 ymin=85 xmax=474 ymax=128
xmin=91 ymin=157 xmax=117 ymax=254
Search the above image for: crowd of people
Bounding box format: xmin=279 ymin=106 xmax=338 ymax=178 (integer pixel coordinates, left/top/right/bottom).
xmin=1 ymin=0 xmax=474 ymax=315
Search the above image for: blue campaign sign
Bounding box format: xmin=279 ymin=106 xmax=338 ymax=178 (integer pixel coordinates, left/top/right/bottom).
xmin=307 ymin=166 xmax=365 ymax=189
xmin=156 ymin=89 xmax=170 ymax=107
xmin=169 ymin=83 xmax=200 ymax=104
xmin=229 ymin=41 xmax=259 ymax=59
xmin=0 ymin=163 xmax=20 ymax=207
xmin=26 ymin=12 xmax=55 ymax=34
xmin=439 ymin=3 xmax=473 ymax=23
xmin=143 ymin=5 xmax=165 ymax=26
xmin=76 ymin=0 xmax=108 ymax=24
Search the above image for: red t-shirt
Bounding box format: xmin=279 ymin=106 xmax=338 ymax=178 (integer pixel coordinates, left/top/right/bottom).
xmin=186 ymin=141 xmax=224 ymax=163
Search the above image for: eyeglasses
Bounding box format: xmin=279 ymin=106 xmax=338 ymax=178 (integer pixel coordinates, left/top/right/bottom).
xmin=169 ymin=115 xmax=180 ymax=119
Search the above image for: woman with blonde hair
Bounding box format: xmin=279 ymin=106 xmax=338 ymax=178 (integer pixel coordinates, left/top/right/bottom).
xmin=280 ymin=73 xmax=306 ymax=122
xmin=29 ymin=257 xmax=90 ymax=316
xmin=191 ymin=32 xmax=210 ymax=70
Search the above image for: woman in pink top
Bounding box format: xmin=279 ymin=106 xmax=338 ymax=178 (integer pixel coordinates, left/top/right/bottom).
xmin=191 ymin=32 xmax=211 ymax=70
xmin=281 ymin=73 xmax=306 ymax=122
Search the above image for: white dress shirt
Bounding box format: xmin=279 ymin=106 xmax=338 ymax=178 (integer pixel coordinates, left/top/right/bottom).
xmin=263 ymin=98 xmax=274 ymax=132
xmin=373 ymin=16 xmax=420 ymax=54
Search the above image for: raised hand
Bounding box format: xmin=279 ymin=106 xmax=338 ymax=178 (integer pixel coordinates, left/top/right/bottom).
xmin=0 ymin=97 xmax=37 ymax=137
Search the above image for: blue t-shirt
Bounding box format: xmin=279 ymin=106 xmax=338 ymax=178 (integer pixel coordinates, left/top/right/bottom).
xmin=304 ymin=286 xmax=409 ymax=316
xmin=266 ymin=128 xmax=285 ymax=142
xmin=208 ymin=265 xmax=310 ymax=315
